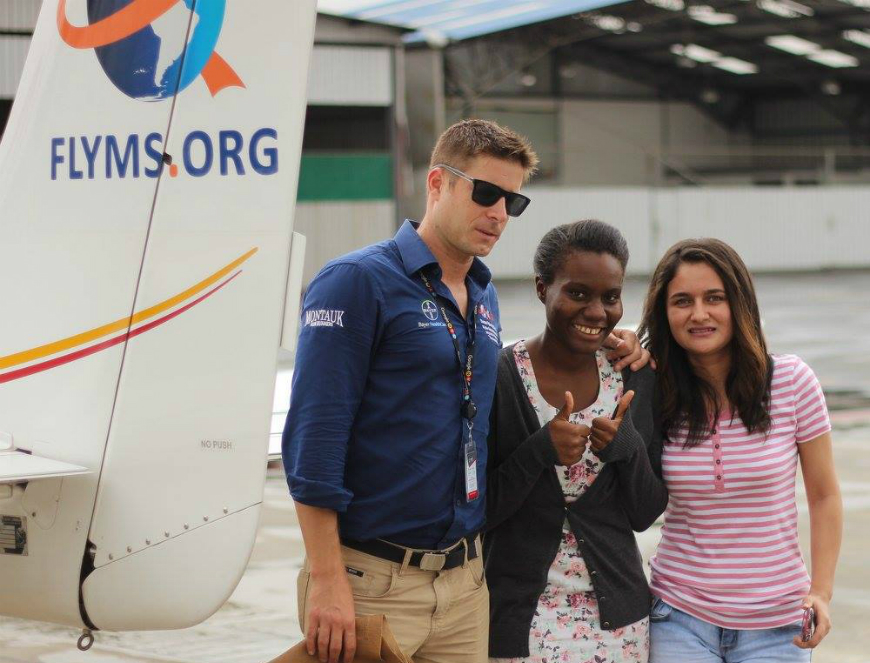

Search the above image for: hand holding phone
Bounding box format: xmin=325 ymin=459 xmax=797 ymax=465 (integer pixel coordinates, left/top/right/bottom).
xmin=801 ymin=607 xmax=815 ymax=643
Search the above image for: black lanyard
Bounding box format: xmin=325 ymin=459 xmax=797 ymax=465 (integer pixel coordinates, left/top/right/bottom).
xmin=419 ymin=271 xmax=478 ymax=422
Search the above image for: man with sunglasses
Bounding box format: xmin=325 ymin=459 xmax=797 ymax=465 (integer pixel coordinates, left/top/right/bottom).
xmin=283 ymin=120 xmax=647 ymax=663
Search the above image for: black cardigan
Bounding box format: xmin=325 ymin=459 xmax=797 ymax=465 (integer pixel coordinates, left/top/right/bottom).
xmin=483 ymin=344 xmax=669 ymax=658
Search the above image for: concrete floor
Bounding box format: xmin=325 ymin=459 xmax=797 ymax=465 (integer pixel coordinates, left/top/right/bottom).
xmin=2 ymin=270 xmax=869 ymax=663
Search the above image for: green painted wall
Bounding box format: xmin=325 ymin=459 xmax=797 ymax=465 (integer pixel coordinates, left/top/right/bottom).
xmin=297 ymin=153 xmax=394 ymax=202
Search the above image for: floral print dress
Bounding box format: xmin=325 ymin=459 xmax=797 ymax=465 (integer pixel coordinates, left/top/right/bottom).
xmin=491 ymin=340 xmax=649 ymax=663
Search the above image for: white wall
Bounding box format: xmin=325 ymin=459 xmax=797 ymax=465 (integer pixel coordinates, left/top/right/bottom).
xmin=0 ymin=0 xmax=34 ymax=98
xmin=294 ymin=201 xmax=397 ymax=282
xmin=485 ymin=188 xmax=658 ymax=276
xmin=405 ymin=49 xmax=445 ymax=168
xmin=560 ymin=100 xmax=662 ymax=186
xmin=2 ymin=43 xmax=395 ymax=107
xmin=662 ymin=187 xmax=870 ymax=271
xmin=558 ymin=62 xmax=656 ymax=98
xmin=307 ymin=45 xmax=393 ymax=107
xmin=0 ymin=0 xmax=39 ymax=30
xmin=558 ymin=99 xmax=745 ymax=186
xmin=0 ymin=36 xmax=29 ymax=97
xmin=485 ymin=185 xmax=870 ymax=278
xmin=0 ymin=12 xmax=399 ymax=103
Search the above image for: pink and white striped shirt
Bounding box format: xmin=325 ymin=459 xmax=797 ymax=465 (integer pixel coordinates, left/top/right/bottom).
xmin=650 ymin=354 xmax=831 ymax=629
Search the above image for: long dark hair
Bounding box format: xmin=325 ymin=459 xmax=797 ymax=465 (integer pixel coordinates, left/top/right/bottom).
xmin=638 ymin=238 xmax=772 ymax=447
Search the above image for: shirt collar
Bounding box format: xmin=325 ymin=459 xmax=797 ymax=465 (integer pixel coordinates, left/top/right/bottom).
xmin=395 ymin=220 xmax=437 ymax=276
xmin=394 ymin=219 xmax=493 ymax=292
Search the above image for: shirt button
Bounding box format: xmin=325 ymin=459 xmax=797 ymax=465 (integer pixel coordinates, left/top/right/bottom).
xmin=578 ymin=539 xmax=585 ymax=545
xmin=603 ymin=621 xmax=610 ymax=628
xmin=456 ymin=499 xmax=462 ymax=506
xmin=716 ymin=459 xmax=721 ymax=464
xmin=600 ymin=596 xmax=606 ymax=601
xmin=590 ymin=570 xmax=597 ymax=576
xmin=715 ymin=444 xmax=720 ymax=449
xmin=716 ymin=475 xmax=722 ymax=480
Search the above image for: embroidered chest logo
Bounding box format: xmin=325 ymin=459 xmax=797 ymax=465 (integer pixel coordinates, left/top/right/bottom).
xmin=421 ymin=300 xmax=438 ymax=321
xmin=304 ymin=309 xmax=345 ymax=328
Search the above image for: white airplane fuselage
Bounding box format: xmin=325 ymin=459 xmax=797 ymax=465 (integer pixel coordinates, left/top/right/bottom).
xmin=0 ymin=0 xmax=316 ymax=633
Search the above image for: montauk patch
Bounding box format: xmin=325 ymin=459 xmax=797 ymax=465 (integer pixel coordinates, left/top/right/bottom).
xmin=304 ymin=309 xmax=345 ymax=328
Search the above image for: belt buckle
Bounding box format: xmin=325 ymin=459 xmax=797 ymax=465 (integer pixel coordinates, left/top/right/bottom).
xmin=419 ymin=552 xmax=447 ymax=571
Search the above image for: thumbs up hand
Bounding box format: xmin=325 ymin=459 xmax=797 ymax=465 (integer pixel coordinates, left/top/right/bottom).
xmin=549 ymin=391 xmax=591 ymax=466
xmin=590 ymin=390 xmax=634 ymax=453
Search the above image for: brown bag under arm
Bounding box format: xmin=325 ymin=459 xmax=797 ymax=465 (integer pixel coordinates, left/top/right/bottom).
xmin=267 ymin=614 xmax=411 ymax=663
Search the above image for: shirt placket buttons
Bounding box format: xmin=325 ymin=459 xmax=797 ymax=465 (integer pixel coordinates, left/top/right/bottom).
xmin=712 ymin=429 xmax=725 ymax=492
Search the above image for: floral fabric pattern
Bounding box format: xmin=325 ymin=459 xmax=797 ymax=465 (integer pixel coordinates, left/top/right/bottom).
xmin=491 ymin=341 xmax=649 ymax=663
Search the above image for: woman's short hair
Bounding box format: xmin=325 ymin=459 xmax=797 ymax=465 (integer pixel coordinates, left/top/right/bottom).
xmin=533 ymin=219 xmax=629 ymax=285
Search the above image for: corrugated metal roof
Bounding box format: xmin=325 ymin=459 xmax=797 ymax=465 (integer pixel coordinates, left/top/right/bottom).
xmin=337 ymin=0 xmax=628 ymax=43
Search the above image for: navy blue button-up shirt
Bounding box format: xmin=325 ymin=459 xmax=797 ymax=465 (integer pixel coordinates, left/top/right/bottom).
xmin=283 ymin=220 xmax=501 ymax=549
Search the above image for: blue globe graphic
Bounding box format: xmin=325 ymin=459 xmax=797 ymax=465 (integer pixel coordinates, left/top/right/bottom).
xmin=88 ymin=0 xmax=226 ymax=101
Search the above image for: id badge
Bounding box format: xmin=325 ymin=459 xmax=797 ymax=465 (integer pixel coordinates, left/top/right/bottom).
xmin=464 ymin=437 xmax=479 ymax=502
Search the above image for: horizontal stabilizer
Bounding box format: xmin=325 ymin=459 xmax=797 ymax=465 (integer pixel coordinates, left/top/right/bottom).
xmin=0 ymin=450 xmax=89 ymax=485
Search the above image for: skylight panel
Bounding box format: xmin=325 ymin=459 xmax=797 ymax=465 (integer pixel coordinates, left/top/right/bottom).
xmin=765 ymin=35 xmax=821 ymax=55
xmin=671 ymin=44 xmax=759 ymax=74
xmin=808 ymin=50 xmax=860 ymax=67
xmin=671 ymin=43 xmax=722 ymax=63
xmin=713 ymin=57 xmax=759 ymax=74
xmin=645 ymin=0 xmax=685 ymax=10
xmin=758 ymin=0 xmax=814 ymax=18
xmin=358 ymin=0 xmax=448 ymax=21
xmin=586 ymin=14 xmax=627 ymax=32
xmin=766 ymin=34 xmax=859 ymax=67
xmin=430 ymin=2 xmax=545 ymax=32
xmin=408 ymin=10 xmax=465 ymax=28
xmin=688 ymin=6 xmax=738 ymax=24
xmin=843 ymin=29 xmax=870 ymax=48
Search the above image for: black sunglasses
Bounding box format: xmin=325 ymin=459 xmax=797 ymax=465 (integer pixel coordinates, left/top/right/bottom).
xmin=435 ymin=163 xmax=531 ymax=217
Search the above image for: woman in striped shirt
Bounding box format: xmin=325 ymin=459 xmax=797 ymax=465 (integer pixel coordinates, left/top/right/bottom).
xmin=639 ymin=238 xmax=843 ymax=662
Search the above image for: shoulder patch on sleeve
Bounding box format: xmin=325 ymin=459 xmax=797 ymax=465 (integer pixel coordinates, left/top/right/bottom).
xmin=303 ymin=309 xmax=345 ymax=328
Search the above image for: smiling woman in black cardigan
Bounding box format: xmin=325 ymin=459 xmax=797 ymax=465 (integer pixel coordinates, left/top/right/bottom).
xmin=484 ymin=220 xmax=668 ymax=663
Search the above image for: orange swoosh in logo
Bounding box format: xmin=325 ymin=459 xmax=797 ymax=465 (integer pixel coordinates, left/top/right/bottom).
xmin=0 ymin=248 xmax=257 ymax=384
xmin=57 ymin=0 xmax=179 ymax=49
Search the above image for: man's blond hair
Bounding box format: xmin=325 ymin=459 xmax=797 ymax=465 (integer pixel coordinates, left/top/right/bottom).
xmin=429 ymin=119 xmax=539 ymax=183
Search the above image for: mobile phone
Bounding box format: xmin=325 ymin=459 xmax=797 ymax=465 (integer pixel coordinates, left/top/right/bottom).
xmin=801 ymin=607 xmax=815 ymax=642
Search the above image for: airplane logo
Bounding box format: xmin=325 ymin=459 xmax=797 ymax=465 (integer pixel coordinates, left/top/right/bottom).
xmin=57 ymin=0 xmax=244 ymax=101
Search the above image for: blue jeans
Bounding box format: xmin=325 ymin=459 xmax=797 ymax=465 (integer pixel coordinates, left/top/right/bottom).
xmin=649 ymin=598 xmax=811 ymax=663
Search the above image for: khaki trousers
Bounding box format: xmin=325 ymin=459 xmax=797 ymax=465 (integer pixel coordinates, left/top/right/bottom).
xmin=298 ymin=540 xmax=489 ymax=663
